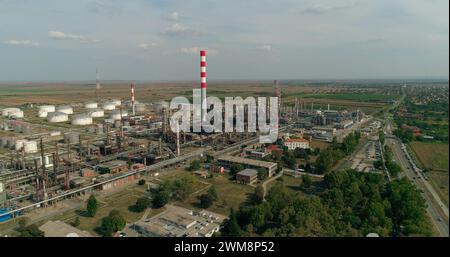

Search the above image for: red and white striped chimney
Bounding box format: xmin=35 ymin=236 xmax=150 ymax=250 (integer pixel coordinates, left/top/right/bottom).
xmin=131 ymin=83 xmax=136 ymax=115
xmin=200 ymin=50 xmax=207 ymax=123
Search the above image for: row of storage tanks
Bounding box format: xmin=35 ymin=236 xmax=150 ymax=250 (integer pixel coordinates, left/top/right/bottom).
xmin=37 ymin=99 xmax=142 ymax=125
xmin=0 ymin=138 xmax=38 ymax=153
xmin=0 ymin=131 xmax=82 ymax=153
xmin=1 ymin=108 xmax=24 ymax=119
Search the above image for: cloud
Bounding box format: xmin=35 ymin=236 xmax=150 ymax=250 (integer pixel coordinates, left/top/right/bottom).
xmin=299 ymin=1 xmax=358 ymax=15
xmin=138 ymin=42 xmax=158 ymax=49
xmin=162 ymin=23 xmax=201 ymax=37
xmin=48 ymin=31 xmax=99 ymax=43
xmin=48 ymin=31 xmax=85 ymax=40
xmin=163 ymin=11 xmax=179 ymax=21
xmin=4 ymin=40 xmax=39 ymax=47
xmin=179 ymin=47 xmax=218 ymax=55
xmin=256 ymin=44 xmax=272 ymax=52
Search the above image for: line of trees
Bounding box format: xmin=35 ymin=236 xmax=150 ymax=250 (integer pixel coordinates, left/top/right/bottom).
xmin=151 ymin=175 xmax=196 ymax=208
xmin=315 ymin=132 xmax=361 ymax=174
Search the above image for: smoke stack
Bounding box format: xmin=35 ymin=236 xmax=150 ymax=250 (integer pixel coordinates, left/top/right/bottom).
xmin=131 ymin=83 xmax=136 ymax=115
xmin=200 ymin=50 xmax=207 ymax=123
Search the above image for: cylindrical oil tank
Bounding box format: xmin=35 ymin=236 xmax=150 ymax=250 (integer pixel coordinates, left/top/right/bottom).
xmin=88 ymin=108 xmax=104 ymax=118
xmin=39 ymin=105 xmax=55 ymax=113
xmin=96 ymin=123 xmax=104 ymax=134
xmin=84 ymin=102 xmax=98 ymax=109
xmin=8 ymin=110 xmax=24 ymax=119
xmin=15 ymin=139 xmax=28 ymax=151
xmin=47 ymin=112 xmax=69 ymax=123
xmin=1 ymin=108 xmax=21 ymax=117
xmin=109 ymin=99 xmax=121 ymax=106
xmin=56 ymin=105 xmax=73 ymax=114
xmin=23 ymin=140 xmax=38 ymax=153
xmin=71 ymin=114 xmax=93 ymax=125
xmin=110 ymin=109 xmax=128 ymax=120
xmin=102 ymin=102 xmax=116 ymax=111
xmin=135 ymin=103 xmax=146 ymax=113
xmin=104 ymin=118 xmax=114 ymax=124
xmin=64 ymin=132 xmax=79 ymax=144
xmin=153 ymin=101 xmax=169 ymax=114
xmin=38 ymin=109 xmax=49 ymax=118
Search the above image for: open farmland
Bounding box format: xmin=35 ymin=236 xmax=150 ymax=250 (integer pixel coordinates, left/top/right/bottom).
xmin=410 ymin=142 xmax=449 ymax=207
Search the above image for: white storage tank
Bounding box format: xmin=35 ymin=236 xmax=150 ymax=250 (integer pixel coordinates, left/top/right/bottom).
xmin=56 ymin=105 xmax=73 ymax=114
xmin=14 ymin=139 xmax=28 ymax=151
xmin=88 ymin=108 xmax=104 ymax=118
xmin=85 ymin=102 xmax=98 ymax=109
xmin=109 ymin=99 xmax=121 ymax=106
xmin=39 ymin=105 xmax=55 ymax=113
xmin=135 ymin=103 xmax=146 ymax=113
xmin=110 ymin=109 xmax=128 ymax=120
xmin=71 ymin=114 xmax=93 ymax=125
xmin=38 ymin=109 xmax=49 ymax=118
xmin=64 ymin=132 xmax=80 ymax=144
xmin=8 ymin=110 xmax=24 ymax=119
xmin=24 ymin=140 xmax=38 ymax=153
xmin=153 ymin=101 xmax=169 ymax=114
xmin=102 ymin=102 xmax=116 ymax=111
xmin=104 ymin=118 xmax=115 ymax=124
xmin=47 ymin=112 xmax=69 ymax=123
xmin=1 ymin=108 xmax=21 ymax=117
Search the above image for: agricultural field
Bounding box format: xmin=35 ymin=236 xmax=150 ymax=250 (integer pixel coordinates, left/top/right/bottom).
xmin=410 ymin=142 xmax=449 ymax=172
xmin=410 ymin=141 xmax=449 ymax=207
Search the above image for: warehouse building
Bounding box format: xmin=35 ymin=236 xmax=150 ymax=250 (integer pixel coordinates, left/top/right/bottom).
xmin=217 ymin=155 xmax=277 ymax=177
xmin=236 ymin=168 xmax=258 ymax=185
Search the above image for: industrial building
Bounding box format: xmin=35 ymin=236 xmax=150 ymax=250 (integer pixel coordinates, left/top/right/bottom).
xmin=130 ymin=205 xmax=226 ymax=237
xmin=284 ymin=138 xmax=310 ymax=150
xmin=236 ymin=168 xmax=258 ymax=185
xmin=217 ymin=155 xmax=277 ymax=177
xmin=39 ymin=220 xmax=93 ymax=237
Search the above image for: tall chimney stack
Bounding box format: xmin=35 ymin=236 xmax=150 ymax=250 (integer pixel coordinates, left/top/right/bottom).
xmin=131 ymin=83 xmax=136 ymax=115
xmin=200 ymin=50 xmax=207 ymax=124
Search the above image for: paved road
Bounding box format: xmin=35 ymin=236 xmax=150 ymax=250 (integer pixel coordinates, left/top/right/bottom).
xmin=261 ymin=170 xmax=284 ymax=198
xmin=386 ymin=137 xmax=449 ymax=237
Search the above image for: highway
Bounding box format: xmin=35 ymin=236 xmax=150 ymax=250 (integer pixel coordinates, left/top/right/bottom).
xmin=386 ymin=136 xmax=449 ymax=237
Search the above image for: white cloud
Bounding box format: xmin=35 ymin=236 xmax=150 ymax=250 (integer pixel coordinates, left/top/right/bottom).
xmin=163 ymin=11 xmax=179 ymax=21
xmin=256 ymin=44 xmax=272 ymax=51
xmin=48 ymin=31 xmax=85 ymax=40
xmin=179 ymin=47 xmax=217 ymax=55
xmin=162 ymin=23 xmax=201 ymax=37
xmin=4 ymin=40 xmax=39 ymax=47
xmin=138 ymin=42 xmax=158 ymax=49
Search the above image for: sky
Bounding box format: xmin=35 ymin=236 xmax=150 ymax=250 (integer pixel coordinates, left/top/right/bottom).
xmin=0 ymin=0 xmax=448 ymax=81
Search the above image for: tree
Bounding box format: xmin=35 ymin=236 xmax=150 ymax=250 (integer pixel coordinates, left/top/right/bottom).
xmin=208 ymin=186 xmax=218 ymax=201
xmin=19 ymin=224 xmax=44 ymax=237
xmin=152 ymin=187 xmax=170 ymax=208
xmin=87 ymin=195 xmax=98 ymax=217
xmin=72 ymin=217 xmax=80 ymax=227
xmin=301 ymin=175 xmax=312 ymax=190
xmin=138 ymin=179 xmax=146 ymax=186
xmin=99 ymin=210 xmax=126 ymax=237
xmin=134 ymin=197 xmax=151 ymax=212
xmin=187 ymin=159 xmax=201 ymax=171
xmin=257 ymin=168 xmax=268 ymax=180
xmin=253 ymin=185 xmax=265 ymax=204
xmin=230 ymin=163 xmax=244 ymax=176
xmin=198 ymin=193 xmax=214 ymax=208
xmin=221 ymin=208 xmax=243 ymax=237
xmin=172 ymin=176 xmax=195 ymax=201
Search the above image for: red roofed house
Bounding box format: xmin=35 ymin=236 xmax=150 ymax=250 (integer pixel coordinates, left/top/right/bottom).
xmin=266 ymin=145 xmax=281 ymax=154
xmin=283 ymin=138 xmax=310 ymax=150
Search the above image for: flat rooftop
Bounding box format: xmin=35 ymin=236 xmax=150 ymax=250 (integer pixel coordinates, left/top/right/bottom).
xmin=39 ymin=220 xmax=93 ymax=237
xmin=217 ymin=155 xmax=276 ymax=169
xmin=237 ymin=168 xmax=258 ymax=177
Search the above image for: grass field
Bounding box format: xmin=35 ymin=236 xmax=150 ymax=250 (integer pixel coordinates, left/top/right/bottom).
xmin=44 ymin=185 xmax=148 ymax=236
xmin=410 ymin=142 xmax=449 ymax=207
xmin=410 ymin=142 xmax=449 ymax=172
